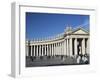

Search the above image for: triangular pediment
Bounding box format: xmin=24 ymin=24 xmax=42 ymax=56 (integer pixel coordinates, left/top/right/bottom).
xmin=72 ymin=28 xmax=89 ymax=34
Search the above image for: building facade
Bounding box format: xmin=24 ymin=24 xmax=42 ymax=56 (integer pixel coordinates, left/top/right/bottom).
xmin=26 ymin=27 xmax=89 ymax=57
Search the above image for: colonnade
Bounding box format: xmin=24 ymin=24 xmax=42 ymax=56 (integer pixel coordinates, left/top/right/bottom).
xmin=26 ymin=37 xmax=89 ymax=57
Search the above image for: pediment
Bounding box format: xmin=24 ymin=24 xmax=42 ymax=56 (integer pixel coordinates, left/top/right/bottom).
xmin=72 ymin=28 xmax=89 ymax=35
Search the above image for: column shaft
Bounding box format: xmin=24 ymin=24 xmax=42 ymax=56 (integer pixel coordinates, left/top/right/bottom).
xmin=54 ymin=43 xmax=55 ymax=56
xmin=39 ymin=45 xmax=41 ymax=56
xmin=42 ymin=45 xmax=43 ymax=56
xmin=34 ymin=45 xmax=35 ymax=56
xmin=47 ymin=44 xmax=48 ymax=56
xmin=37 ymin=45 xmax=38 ymax=56
xmin=55 ymin=43 xmax=57 ymax=55
xmin=52 ymin=44 xmax=54 ymax=56
xmin=45 ymin=45 xmax=46 ymax=56
xmin=82 ymin=38 xmax=85 ymax=55
xmin=50 ymin=44 xmax=51 ymax=56
xmin=56 ymin=43 xmax=58 ymax=55
xmin=87 ymin=38 xmax=89 ymax=54
xmin=58 ymin=42 xmax=60 ymax=55
xmin=64 ymin=40 xmax=67 ymax=55
xmin=66 ymin=39 xmax=69 ymax=56
xmin=74 ymin=38 xmax=77 ymax=56
xmin=26 ymin=45 xmax=29 ymax=56
xmin=69 ymin=38 xmax=72 ymax=56
xmin=61 ymin=42 xmax=62 ymax=55
xmin=31 ymin=45 xmax=33 ymax=56
xmin=60 ymin=43 xmax=61 ymax=56
xmin=32 ymin=46 xmax=34 ymax=57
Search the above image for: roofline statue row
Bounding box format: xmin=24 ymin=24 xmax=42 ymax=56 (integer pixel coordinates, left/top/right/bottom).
xmin=26 ymin=26 xmax=89 ymax=43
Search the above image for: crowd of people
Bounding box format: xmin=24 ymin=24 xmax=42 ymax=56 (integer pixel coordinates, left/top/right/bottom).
xmin=76 ymin=54 xmax=89 ymax=64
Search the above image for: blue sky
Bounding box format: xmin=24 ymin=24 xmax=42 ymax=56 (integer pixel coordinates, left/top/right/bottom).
xmin=26 ymin=12 xmax=89 ymax=40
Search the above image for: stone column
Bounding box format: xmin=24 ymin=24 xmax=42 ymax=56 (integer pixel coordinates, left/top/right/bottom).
xmin=55 ymin=43 xmax=57 ymax=56
xmin=61 ymin=42 xmax=64 ymax=55
xmin=39 ymin=45 xmax=41 ymax=56
xmin=64 ymin=39 xmax=67 ymax=55
xmin=56 ymin=43 xmax=58 ymax=55
xmin=31 ymin=45 xmax=33 ymax=56
xmin=69 ymin=38 xmax=72 ymax=56
xmin=61 ymin=42 xmax=63 ymax=55
xmin=50 ymin=44 xmax=51 ymax=56
xmin=26 ymin=45 xmax=29 ymax=56
xmin=37 ymin=45 xmax=38 ymax=56
xmin=50 ymin=44 xmax=52 ymax=56
xmin=32 ymin=45 xmax=34 ymax=57
xmin=54 ymin=43 xmax=55 ymax=56
xmin=66 ymin=39 xmax=69 ymax=56
xmin=42 ymin=45 xmax=43 ymax=56
xmin=52 ymin=44 xmax=54 ymax=56
xmin=58 ymin=43 xmax=59 ymax=55
xmin=59 ymin=43 xmax=61 ymax=55
xmin=58 ymin=43 xmax=60 ymax=55
xmin=60 ymin=42 xmax=63 ymax=55
xmin=47 ymin=44 xmax=48 ymax=56
xmin=48 ymin=44 xmax=49 ymax=56
xmin=87 ymin=38 xmax=89 ymax=54
xmin=45 ymin=45 xmax=46 ymax=56
xmin=61 ymin=42 xmax=63 ymax=56
xmin=74 ymin=38 xmax=77 ymax=56
xmin=82 ymin=38 xmax=85 ymax=55
xmin=34 ymin=45 xmax=35 ymax=57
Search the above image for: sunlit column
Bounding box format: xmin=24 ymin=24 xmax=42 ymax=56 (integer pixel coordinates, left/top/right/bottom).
xmin=48 ymin=44 xmax=49 ymax=56
xmin=42 ymin=45 xmax=43 ymax=56
xmin=82 ymin=38 xmax=85 ymax=55
xmin=59 ymin=42 xmax=61 ymax=55
xmin=60 ymin=42 xmax=62 ymax=55
xmin=64 ymin=39 xmax=67 ymax=55
xmin=87 ymin=38 xmax=89 ymax=54
xmin=36 ymin=45 xmax=38 ymax=56
xmin=45 ymin=45 xmax=46 ymax=56
xmin=54 ymin=43 xmax=55 ymax=56
xmin=57 ymin=43 xmax=59 ymax=55
xmin=69 ymin=38 xmax=72 ymax=56
xmin=55 ymin=43 xmax=57 ymax=56
xmin=34 ymin=45 xmax=35 ymax=56
xmin=49 ymin=44 xmax=51 ymax=56
xmin=60 ymin=42 xmax=62 ymax=56
xmin=59 ymin=43 xmax=61 ymax=55
xmin=56 ymin=43 xmax=58 ymax=55
xmin=66 ymin=39 xmax=69 ymax=56
xmin=58 ymin=43 xmax=60 ymax=55
xmin=62 ymin=41 xmax=64 ymax=55
xmin=74 ymin=38 xmax=77 ymax=56
xmin=47 ymin=44 xmax=48 ymax=56
xmin=50 ymin=44 xmax=52 ymax=56
xmin=52 ymin=44 xmax=54 ymax=56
